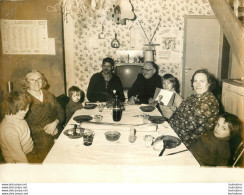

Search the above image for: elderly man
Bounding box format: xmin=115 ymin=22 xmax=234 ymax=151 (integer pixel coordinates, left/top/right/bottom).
xmin=128 ymin=61 xmax=162 ymax=104
xmin=87 ymin=57 xmax=125 ymax=102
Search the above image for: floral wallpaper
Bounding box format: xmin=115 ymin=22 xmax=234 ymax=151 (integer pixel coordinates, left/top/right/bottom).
xmin=71 ymin=0 xmax=214 ymax=95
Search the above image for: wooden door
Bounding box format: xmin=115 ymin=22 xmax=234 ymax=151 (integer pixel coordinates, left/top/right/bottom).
xmin=182 ymin=16 xmax=222 ymax=98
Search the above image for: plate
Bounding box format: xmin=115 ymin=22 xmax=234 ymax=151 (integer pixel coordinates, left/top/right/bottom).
xmin=63 ymin=128 xmax=84 ymax=139
xmin=140 ymin=106 xmax=155 ymax=112
xmin=153 ymin=135 xmax=181 ymax=151
xmin=148 ymin=116 xmax=165 ymax=124
xmin=73 ymin=115 xmax=93 ymax=123
xmin=84 ymin=104 xmax=97 ymax=109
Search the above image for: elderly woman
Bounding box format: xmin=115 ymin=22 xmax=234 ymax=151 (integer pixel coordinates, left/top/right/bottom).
xmin=24 ymin=70 xmax=65 ymax=163
xmin=168 ymin=69 xmax=219 ymax=148
xmin=128 ymin=62 xmax=162 ymax=104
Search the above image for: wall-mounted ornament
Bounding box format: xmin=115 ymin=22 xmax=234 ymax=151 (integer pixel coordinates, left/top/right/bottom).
xmin=138 ymin=19 xmax=161 ymax=62
xmin=111 ymin=33 xmax=120 ymax=48
xmin=98 ymin=25 xmax=106 ymax=39
xmin=111 ymin=0 xmax=136 ymax=25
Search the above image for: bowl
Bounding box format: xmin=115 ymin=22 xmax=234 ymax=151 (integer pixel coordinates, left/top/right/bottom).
xmin=104 ymin=131 xmax=121 ymax=141
xmin=140 ymin=106 xmax=155 ymax=112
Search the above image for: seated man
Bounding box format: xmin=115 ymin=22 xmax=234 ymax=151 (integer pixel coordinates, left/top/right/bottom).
xmin=128 ymin=61 xmax=162 ymax=104
xmin=87 ymin=57 xmax=125 ymax=102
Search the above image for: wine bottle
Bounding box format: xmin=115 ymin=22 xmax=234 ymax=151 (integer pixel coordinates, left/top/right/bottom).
xmin=112 ymin=95 xmax=122 ymax=121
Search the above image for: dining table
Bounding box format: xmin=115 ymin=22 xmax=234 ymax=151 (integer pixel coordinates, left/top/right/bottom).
xmin=43 ymin=104 xmax=200 ymax=166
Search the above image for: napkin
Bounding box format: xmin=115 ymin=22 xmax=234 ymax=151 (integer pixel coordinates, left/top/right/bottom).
xmin=80 ymin=121 xmax=158 ymax=132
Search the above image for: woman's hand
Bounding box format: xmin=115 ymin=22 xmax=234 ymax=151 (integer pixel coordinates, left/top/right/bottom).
xmin=44 ymin=119 xmax=59 ymax=135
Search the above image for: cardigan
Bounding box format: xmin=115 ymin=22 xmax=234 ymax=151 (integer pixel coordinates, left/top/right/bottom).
xmin=0 ymin=115 xmax=34 ymax=163
xmin=87 ymin=72 xmax=125 ymax=102
xmin=128 ymin=73 xmax=162 ymax=104
xmin=25 ymin=89 xmax=65 ymax=163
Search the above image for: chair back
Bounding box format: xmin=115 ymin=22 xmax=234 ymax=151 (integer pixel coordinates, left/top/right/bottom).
xmin=232 ymin=141 xmax=244 ymax=167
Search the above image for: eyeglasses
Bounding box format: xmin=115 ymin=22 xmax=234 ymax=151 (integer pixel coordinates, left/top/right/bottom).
xmin=142 ymin=68 xmax=154 ymax=72
xmin=28 ymin=78 xmax=43 ymax=84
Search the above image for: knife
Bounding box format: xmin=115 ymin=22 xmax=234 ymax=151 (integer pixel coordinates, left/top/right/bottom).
xmin=166 ymin=149 xmax=188 ymax=156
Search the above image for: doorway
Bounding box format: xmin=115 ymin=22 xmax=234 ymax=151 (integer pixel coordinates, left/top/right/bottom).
xmin=182 ymin=15 xmax=222 ymax=98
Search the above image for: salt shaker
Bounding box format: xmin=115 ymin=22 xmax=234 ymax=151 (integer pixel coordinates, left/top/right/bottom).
xmin=128 ymin=128 xmax=137 ymax=143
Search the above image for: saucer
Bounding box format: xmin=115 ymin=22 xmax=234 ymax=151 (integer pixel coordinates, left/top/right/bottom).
xmin=63 ymin=128 xmax=84 ymax=139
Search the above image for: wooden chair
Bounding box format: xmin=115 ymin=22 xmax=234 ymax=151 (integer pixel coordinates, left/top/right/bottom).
xmin=231 ymin=141 xmax=244 ymax=167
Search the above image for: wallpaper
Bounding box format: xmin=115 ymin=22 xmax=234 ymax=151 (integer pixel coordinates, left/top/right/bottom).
xmin=72 ymin=0 xmax=214 ymax=95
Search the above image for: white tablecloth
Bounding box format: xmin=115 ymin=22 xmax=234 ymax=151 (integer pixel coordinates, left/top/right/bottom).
xmin=43 ymin=105 xmax=199 ymax=166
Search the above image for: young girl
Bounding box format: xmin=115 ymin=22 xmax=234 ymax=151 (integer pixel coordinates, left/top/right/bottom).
xmin=65 ymin=86 xmax=84 ymax=125
xmin=158 ymin=74 xmax=182 ymax=119
xmin=189 ymin=112 xmax=242 ymax=166
xmin=0 ymin=91 xmax=34 ymax=163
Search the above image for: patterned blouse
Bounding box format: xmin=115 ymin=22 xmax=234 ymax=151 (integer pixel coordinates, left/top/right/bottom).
xmin=168 ymin=91 xmax=219 ymax=148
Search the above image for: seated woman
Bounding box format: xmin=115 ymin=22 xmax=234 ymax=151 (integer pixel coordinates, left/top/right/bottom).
xmin=189 ymin=112 xmax=241 ymax=166
xmin=127 ymin=62 xmax=162 ymax=104
xmin=0 ymin=91 xmax=34 ymax=163
xmin=168 ymin=69 xmax=219 ymax=147
xmin=24 ymin=70 xmax=65 ymax=163
xmin=150 ymin=74 xmax=183 ymax=119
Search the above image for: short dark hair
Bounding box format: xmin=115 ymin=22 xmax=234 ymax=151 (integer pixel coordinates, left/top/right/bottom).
xmin=2 ymin=91 xmax=31 ymax=115
xmin=102 ymin=57 xmax=115 ymax=67
xmin=219 ymin=112 xmax=241 ymax=138
xmin=162 ymin=74 xmax=180 ymax=93
xmin=68 ymin=86 xmax=82 ymax=98
xmin=191 ymin=69 xmax=217 ymax=92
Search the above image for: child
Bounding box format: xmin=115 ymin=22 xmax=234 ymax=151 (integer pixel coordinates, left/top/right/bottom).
xmin=0 ymin=91 xmax=34 ymax=163
xmin=189 ymin=112 xmax=241 ymax=166
xmin=65 ymin=86 xmax=84 ymax=124
xmin=158 ymin=74 xmax=182 ymax=119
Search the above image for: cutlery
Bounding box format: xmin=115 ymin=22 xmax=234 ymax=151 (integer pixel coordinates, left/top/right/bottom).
xmin=159 ymin=141 xmax=166 ymax=156
xmin=166 ymin=149 xmax=188 ymax=156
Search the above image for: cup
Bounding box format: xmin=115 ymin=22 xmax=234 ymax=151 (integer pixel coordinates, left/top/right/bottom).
xmin=98 ymin=104 xmax=104 ymax=112
xmin=143 ymin=135 xmax=154 ymax=147
xmin=83 ymin=129 xmax=95 ymax=146
xmin=94 ymin=115 xmax=103 ymax=122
